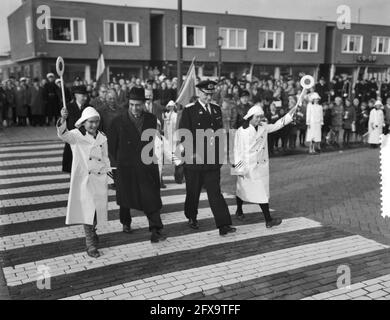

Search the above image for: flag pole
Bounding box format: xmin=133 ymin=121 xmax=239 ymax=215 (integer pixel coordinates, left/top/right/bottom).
xmin=177 ymin=0 xmax=183 ymax=91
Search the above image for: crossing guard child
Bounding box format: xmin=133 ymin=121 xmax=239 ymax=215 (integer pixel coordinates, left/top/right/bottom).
xmin=57 ymin=106 xmax=111 ymax=258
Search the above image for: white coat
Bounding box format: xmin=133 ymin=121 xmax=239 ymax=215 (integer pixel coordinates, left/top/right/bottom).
xmin=57 ymin=120 xmax=110 ymax=225
xmin=306 ymin=102 xmax=323 ymax=143
xmin=368 ymin=108 xmax=385 ymax=144
xmin=163 ymin=111 xmax=178 ymax=153
xmin=233 ymin=114 xmax=292 ymax=203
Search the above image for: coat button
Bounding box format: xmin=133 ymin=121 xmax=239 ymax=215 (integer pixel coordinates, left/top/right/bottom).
xmin=89 ymin=158 xmax=92 ymax=160
xmin=98 ymin=159 xmax=101 ymax=162
xmin=88 ymin=171 xmax=91 ymax=174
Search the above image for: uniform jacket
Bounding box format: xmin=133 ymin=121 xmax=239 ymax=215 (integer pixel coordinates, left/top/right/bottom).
xmin=57 ymin=120 xmax=110 ymax=225
xmin=28 ymin=86 xmax=45 ymax=116
xmin=179 ymin=100 xmax=225 ymax=171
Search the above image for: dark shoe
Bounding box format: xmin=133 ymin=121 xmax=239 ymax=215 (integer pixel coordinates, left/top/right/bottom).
xmin=150 ymin=230 xmax=167 ymax=243
xmin=235 ymin=210 xmax=245 ymax=221
xmin=219 ymin=225 xmax=237 ymax=236
xmin=87 ymin=248 xmax=100 ymax=258
xmin=266 ymin=218 xmax=283 ymax=228
xmin=160 ymin=183 xmax=167 ymax=189
xmin=188 ymin=219 xmax=199 ymax=230
xmin=157 ymin=230 xmax=167 ymax=241
xmin=122 ymin=225 xmax=132 ymax=234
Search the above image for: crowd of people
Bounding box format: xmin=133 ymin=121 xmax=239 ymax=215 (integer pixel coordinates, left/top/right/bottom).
xmin=1 ymin=71 xmax=390 ymax=153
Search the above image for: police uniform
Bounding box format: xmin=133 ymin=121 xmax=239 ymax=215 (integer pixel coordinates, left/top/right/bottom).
xmin=179 ymin=80 xmax=236 ymax=235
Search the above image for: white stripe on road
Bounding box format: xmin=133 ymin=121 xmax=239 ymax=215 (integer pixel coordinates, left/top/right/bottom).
xmin=62 ymin=235 xmax=389 ymax=300
xmin=0 ymin=191 xmax=236 ymax=226
xmin=0 ymin=144 xmax=63 ymax=153
xmin=0 ymin=190 xmax=233 ymax=209
xmin=0 ymin=166 xmax=62 ymax=177
xmin=0 ymin=204 xmax=261 ymax=251
xmin=3 ymin=217 xmax=322 ymax=287
xmin=0 ymin=180 xmax=185 ymax=197
xmin=0 ymin=150 xmax=63 ymax=159
xmin=0 ymin=174 xmax=69 ymax=186
xmin=0 ymin=157 xmax=62 ymax=168
xmin=302 ymin=274 xmax=390 ymax=300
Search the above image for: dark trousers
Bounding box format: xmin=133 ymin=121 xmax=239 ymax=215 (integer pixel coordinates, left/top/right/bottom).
xmin=119 ymin=206 xmax=163 ymax=232
xmin=184 ymin=167 xmax=232 ymax=228
xmin=236 ymin=196 xmax=272 ymax=222
xmin=343 ymin=128 xmax=352 ymax=145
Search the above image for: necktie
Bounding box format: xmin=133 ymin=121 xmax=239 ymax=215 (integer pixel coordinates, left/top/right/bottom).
xmin=205 ymin=104 xmax=211 ymax=115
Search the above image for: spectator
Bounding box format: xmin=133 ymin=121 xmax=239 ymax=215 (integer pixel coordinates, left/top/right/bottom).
xmin=331 ymin=97 xmax=344 ymax=147
xmin=368 ymin=100 xmax=385 ymax=148
xmin=306 ymin=92 xmax=323 ymax=154
xmin=43 ymin=73 xmax=60 ymax=126
xmin=342 ymin=98 xmax=356 ymax=148
xmin=384 ymin=97 xmax=390 ymax=135
xmin=28 ymin=78 xmax=45 ymax=126
xmin=356 ymin=101 xmax=369 ymax=143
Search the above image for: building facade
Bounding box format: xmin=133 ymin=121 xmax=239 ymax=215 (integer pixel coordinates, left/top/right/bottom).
xmin=4 ymin=0 xmax=390 ymax=84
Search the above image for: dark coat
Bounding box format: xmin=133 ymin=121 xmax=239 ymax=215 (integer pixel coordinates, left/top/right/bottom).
xmin=342 ymin=105 xmax=356 ymax=130
xmin=28 ymin=86 xmax=45 ymax=116
xmin=107 ymin=111 xmax=162 ymax=213
xmin=43 ymin=82 xmax=60 ymax=117
xmin=15 ymin=86 xmax=29 ymax=117
xmin=179 ymin=100 xmax=224 ymax=171
xmin=61 ymin=101 xmax=85 ymax=173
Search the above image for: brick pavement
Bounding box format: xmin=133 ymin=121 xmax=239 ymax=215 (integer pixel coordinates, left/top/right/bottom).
xmin=1 ymin=127 xmax=390 ymax=300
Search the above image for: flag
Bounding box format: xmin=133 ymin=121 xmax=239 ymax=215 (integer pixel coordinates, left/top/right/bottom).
xmin=176 ymin=58 xmax=197 ymax=107
xmin=96 ymin=38 xmax=106 ymax=83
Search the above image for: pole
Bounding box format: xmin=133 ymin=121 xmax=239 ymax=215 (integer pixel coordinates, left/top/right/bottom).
xmin=177 ymin=0 xmax=183 ymax=91
xmin=218 ymin=45 xmax=222 ymax=81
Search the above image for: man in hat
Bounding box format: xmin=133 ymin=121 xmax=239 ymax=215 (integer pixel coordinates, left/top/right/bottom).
xmin=107 ymin=87 xmax=167 ymax=243
xmin=178 ymin=80 xmax=236 ymax=236
xmin=234 ymin=90 xmax=252 ymax=129
xmin=315 ymin=77 xmax=329 ymax=104
xmin=43 ymin=73 xmax=60 ymax=126
xmin=61 ymin=85 xmax=88 ymax=173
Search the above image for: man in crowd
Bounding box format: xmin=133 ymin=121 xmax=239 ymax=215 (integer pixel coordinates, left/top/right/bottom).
xmin=43 ymin=73 xmax=60 ymax=126
xmin=61 ymin=85 xmax=88 ymax=173
xmin=90 ymin=84 xmax=108 ymax=112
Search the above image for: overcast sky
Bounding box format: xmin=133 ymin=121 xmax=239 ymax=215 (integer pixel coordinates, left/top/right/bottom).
xmin=1 ymin=0 xmax=389 ymax=54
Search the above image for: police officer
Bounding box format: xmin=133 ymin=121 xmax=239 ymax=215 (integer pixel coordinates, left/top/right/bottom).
xmin=178 ymin=80 xmax=236 ymax=236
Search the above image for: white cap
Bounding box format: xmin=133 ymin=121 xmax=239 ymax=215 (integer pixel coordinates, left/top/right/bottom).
xmin=75 ymin=107 xmax=100 ymax=128
xmin=243 ymin=105 xmax=264 ymax=120
xmin=374 ymin=100 xmax=383 ymax=107
xmin=309 ymin=92 xmax=321 ymax=101
xmin=46 ymin=73 xmax=55 ymax=78
xmin=55 ymin=79 xmax=61 ymax=84
xmin=166 ymin=100 xmax=176 ymax=107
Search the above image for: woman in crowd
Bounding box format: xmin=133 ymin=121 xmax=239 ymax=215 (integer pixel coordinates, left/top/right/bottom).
xmin=306 ymin=92 xmax=324 ymax=154
xmin=232 ymin=104 xmax=297 ymax=228
xmin=368 ymin=100 xmax=385 ymax=148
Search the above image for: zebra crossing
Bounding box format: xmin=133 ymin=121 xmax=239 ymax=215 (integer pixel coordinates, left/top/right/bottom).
xmin=1 ymin=139 xmax=390 ymax=300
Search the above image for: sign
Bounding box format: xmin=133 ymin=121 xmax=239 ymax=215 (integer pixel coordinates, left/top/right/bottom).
xmin=357 ymin=55 xmax=377 ymax=63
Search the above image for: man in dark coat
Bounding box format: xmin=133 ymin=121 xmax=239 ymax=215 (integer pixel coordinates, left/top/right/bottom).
xmin=178 ymin=80 xmax=236 ymax=236
xmin=42 ymin=73 xmax=60 ymax=126
xmin=61 ymin=85 xmax=88 ymax=173
xmin=315 ymin=77 xmax=329 ymax=104
xmin=107 ymin=87 xmax=167 ymax=243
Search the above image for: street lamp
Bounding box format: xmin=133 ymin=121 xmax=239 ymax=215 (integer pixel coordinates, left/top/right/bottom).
xmin=217 ymin=36 xmax=224 ymax=81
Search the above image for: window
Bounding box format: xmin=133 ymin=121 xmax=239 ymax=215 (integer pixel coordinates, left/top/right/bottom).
xmin=104 ymin=20 xmax=139 ymax=46
xmin=46 ymin=17 xmax=86 ymax=43
xmin=341 ymin=34 xmax=363 ymax=53
xmin=25 ymin=16 xmax=32 ymax=44
xmin=259 ymin=30 xmax=284 ymax=51
xmin=175 ymin=25 xmax=206 ymax=48
xmin=295 ymin=32 xmax=318 ymax=52
xmin=219 ymin=28 xmax=246 ymax=50
xmin=372 ymin=36 xmax=390 ymax=55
